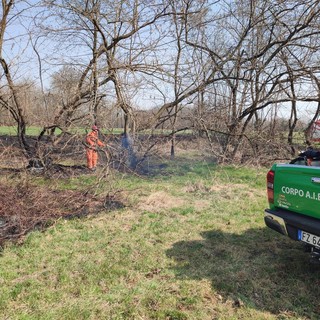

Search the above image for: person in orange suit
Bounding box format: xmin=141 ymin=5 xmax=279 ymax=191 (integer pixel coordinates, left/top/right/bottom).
xmin=86 ymin=125 xmax=105 ymax=170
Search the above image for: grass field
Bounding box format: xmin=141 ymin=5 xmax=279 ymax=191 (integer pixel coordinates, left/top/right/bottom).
xmin=0 ymin=160 xmax=319 ymax=319
xmin=0 ymin=126 xmax=187 ymax=136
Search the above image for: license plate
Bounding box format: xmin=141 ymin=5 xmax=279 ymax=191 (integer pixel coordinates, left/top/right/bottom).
xmin=298 ymin=230 xmax=320 ymax=248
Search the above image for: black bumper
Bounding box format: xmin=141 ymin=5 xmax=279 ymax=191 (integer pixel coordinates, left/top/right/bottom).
xmin=264 ymin=208 xmax=320 ymax=241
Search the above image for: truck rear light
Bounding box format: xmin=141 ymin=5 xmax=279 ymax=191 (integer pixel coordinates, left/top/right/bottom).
xmin=267 ymin=170 xmax=275 ymax=204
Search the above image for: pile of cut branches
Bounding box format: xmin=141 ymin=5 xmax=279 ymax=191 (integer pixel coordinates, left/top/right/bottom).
xmin=0 ymin=182 xmax=103 ymax=246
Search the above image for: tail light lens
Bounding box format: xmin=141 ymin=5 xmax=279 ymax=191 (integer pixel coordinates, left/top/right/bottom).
xmin=267 ymin=170 xmax=275 ymax=204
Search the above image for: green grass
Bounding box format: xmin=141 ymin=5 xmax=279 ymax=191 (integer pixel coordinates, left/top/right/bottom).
xmin=0 ymin=126 xmax=124 ymax=136
xmin=0 ymin=126 xmax=49 ymax=136
xmin=0 ymin=126 xmax=189 ymax=137
xmin=0 ymin=161 xmax=319 ymax=319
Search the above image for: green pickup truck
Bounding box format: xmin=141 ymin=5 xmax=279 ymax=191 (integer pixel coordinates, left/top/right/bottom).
xmin=265 ymin=150 xmax=320 ymax=259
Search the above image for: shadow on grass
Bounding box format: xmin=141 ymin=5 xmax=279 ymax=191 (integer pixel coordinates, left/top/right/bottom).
xmin=166 ymin=227 xmax=320 ymax=318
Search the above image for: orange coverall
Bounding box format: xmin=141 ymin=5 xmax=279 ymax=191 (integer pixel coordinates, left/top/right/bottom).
xmin=86 ymin=130 xmax=105 ymax=169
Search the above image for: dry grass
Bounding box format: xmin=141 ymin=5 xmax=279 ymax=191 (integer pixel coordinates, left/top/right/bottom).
xmin=138 ymin=191 xmax=186 ymax=213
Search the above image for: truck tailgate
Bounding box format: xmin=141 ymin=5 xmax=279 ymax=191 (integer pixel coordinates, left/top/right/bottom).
xmin=273 ymin=164 xmax=320 ymax=219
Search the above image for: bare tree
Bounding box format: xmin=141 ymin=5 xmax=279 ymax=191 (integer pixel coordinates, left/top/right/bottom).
xmin=0 ymin=0 xmax=35 ymax=158
xmin=178 ymin=0 xmax=320 ymax=161
xmin=3 ymin=0 xmax=320 ymax=167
